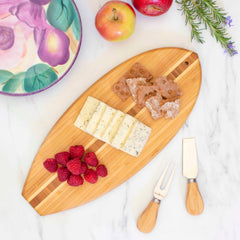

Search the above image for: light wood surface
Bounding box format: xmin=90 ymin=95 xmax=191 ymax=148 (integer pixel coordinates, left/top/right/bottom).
xmin=137 ymin=200 xmax=160 ymax=233
xmin=22 ymin=48 xmax=201 ymax=215
xmin=186 ymin=181 xmax=204 ymax=215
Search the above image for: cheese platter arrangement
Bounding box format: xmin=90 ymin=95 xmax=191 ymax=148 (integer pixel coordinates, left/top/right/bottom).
xmin=22 ymin=47 xmax=201 ymax=215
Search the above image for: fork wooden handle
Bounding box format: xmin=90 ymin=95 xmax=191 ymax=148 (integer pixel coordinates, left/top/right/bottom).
xmin=137 ymin=199 xmax=160 ymax=233
xmin=186 ymin=180 xmax=204 ymax=215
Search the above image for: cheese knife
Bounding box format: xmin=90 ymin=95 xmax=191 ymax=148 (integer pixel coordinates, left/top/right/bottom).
xmin=182 ymin=138 xmax=204 ymax=215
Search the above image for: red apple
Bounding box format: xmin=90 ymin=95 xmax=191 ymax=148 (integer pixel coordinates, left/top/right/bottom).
xmin=132 ymin=0 xmax=173 ymax=16
xmin=95 ymin=1 xmax=136 ymax=41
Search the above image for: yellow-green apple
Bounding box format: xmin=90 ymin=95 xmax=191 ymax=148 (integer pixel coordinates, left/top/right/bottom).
xmin=132 ymin=0 xmax=173 ymax=16
xmin=95 ymin=1 xmax=136 ymax=41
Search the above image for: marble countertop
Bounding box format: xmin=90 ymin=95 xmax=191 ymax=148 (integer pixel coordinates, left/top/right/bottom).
xmin=1 ymin=0 xmax=240 ymax=239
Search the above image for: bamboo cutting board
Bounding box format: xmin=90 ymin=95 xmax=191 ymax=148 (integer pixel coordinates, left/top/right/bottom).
xmin=22 ymin=48 xmax=201 ymax=215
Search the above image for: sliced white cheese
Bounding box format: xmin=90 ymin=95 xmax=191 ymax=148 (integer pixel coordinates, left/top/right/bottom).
xmin=85 ymin=102 xmax=107 ymax=135
xmin=94 ymin=106 xmax=117 ymax=139
xmin=121 ymin=121 xmax=151 ymax=157
xmin=111 ymin=114 xmax=136 ymax=149
xmin=101 ymin=110 xmax=125 ymax=144
xmin=75 ymin=97 xmax=152 ymax=157
xmin=74 ymin=97 xmax=100 ymax=130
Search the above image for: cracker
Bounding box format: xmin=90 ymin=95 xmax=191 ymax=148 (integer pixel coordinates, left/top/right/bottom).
xmin=126 ymin=78 xmax=147 ymax=102
xmin=145 ymin=97 xmax=180 ymax=119
xmin=161 ymin=99 xmax=180 ymax=119
xmin=123 ymin=63 xmax=153 ymax=82
xmin=112 ymin=63 xmax=153 ymax=101
xmin=112 ymin=78 xmax=131 ymax=101
xmin=155 ymin=76 xmax=181 ymax=99
xmin=137 ymin=85 xmax=161 ymax=107
xmin=145 ymin=96 xmax=163 ymax=120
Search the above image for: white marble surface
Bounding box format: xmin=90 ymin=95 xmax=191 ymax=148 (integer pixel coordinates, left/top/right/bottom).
xmin=1 ymin=0 xmax=240 ymax=239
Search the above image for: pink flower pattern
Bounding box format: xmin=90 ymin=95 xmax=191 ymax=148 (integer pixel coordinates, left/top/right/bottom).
xmin=0 ymin=0 xmax=71 ymax=69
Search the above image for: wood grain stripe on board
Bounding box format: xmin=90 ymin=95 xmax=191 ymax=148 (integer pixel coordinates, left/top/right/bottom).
xmin=28 ymin=51 xmax=198 ymax=209
xmin=167 ymin=52 xmax=198 ymax=81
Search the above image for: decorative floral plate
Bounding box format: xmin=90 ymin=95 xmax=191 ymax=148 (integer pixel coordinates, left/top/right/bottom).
xmin=0 ymin=0 xmax=82 ymax=96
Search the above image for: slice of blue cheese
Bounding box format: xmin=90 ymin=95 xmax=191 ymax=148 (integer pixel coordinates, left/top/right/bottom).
xmin=85 ymin=102 xmax=107 ymax=135
xmin=121 ymin=121 xmax=152 ymax=157
xmin=101 ymin=110 xmax=125 ymax=144
xmin=94 ymin=106 xmax=117 ymax=140
xmin=111 ymin=114 xmax=137 ymax=149
xmin=74 ymin=97 xmax=100 ymax=130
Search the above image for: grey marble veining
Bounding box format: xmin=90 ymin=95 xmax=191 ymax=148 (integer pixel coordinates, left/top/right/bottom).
xmin=1 ymin=0 xmax=240 ymax=239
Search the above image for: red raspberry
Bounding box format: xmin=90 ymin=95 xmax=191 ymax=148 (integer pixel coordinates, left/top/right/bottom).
xmin=80 ymin=162 xmax=88 ymax=174
xmin=57 ymin=167 xmax=71 ymax=182
xmin=69 ymin=145 xmax=84 ymax=159
xmin=43 ymin=158 xmax=58 ymax=172
xmin=67 ymin=158 xmax=81 ymax=175
xmin=96 ymin=164 xmax=108 ymax=177
xmin=55 ymin=152 xmax=70 ymax=166
xmin=67 ymin=174 xmax=84 ymax=186
xmin=84 ymin=169 xmax=98 ymax=184
xmin=84 ymin=152 xmax=99 ymax=167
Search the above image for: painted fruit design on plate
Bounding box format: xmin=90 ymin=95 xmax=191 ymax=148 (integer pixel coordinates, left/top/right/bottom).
xmin=0 ymin=0 xmax=81 ymax=95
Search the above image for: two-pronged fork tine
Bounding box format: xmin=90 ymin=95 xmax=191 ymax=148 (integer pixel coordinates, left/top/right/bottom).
xmin=153 ymin=160 xmax=176 ymax=201
xmin=137 ymin=159 xmax=176 ymax=233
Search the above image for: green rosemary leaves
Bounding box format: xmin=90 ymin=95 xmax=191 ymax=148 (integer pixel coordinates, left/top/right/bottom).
xmin=176 ymin=0 xmax=237 ymax=56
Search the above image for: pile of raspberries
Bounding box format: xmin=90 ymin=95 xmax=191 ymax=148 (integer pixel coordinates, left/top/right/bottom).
xmin=43 ymin=145 xmax=107 ymax=186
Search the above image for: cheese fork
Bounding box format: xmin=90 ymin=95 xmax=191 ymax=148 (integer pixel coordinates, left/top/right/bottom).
xmin=137 ymin=160 xmax=176 ymax=233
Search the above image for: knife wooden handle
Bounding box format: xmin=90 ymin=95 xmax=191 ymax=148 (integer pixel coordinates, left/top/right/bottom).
xmin=186 ymin=180 xmax=204 ymax=215
xmin=137 ymin=199 xmax=160 ymax=233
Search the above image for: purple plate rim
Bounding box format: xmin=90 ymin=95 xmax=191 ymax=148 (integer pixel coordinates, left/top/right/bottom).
xmin=0 ymin=0 xmax=82 ymax=97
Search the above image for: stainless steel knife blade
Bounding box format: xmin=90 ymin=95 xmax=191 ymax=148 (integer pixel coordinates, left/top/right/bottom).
xmin=182 ymin=138 xmax=198 ymax=179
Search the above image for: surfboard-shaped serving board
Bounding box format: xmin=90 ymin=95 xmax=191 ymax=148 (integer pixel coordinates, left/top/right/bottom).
xmin=22 ymin=48 xmax=201 ymax=215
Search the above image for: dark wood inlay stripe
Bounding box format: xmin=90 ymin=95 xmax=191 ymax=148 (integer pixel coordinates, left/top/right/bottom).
xmin=30 ymin=178 xmax=61 ymax=208
xmin=167 ymin=52 xmax=198 ymax=81
xmin=88 ymin=140 xmax=105 ymax=152
xmin=127 ymin=105 xmax=143 ymax=116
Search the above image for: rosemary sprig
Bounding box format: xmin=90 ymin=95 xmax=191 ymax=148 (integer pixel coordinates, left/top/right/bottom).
xmin=178 ymin=0 xmax=204 ymax=43
xmin=201 ymin=0 xmax=226 ymax=23
xmin=176 ymin=0 xmax=237 ymax=56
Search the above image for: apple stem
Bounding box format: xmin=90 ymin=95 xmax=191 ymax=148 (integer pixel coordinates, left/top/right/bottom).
xmin=112 ymin=8 xmax=118 ymax=20
xmin=151 ymin=5 xmax=162 ymax=12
